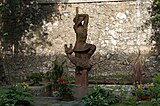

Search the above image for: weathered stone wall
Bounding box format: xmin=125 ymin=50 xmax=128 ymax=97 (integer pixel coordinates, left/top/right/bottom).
xmin=3 ymin=0 xmax=158 ymax=83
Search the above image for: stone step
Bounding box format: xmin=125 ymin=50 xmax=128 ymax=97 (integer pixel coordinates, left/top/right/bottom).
xmin=34 ymin=97 xmax=85 ymax=106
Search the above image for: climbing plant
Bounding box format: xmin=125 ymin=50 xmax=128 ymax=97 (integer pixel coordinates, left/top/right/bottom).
xmin=0 ymin=0 xmax=60 ymax=54
xmin=151 ymin=0 xmax=160 ymax=30
xmin=0 ymin=0 xmax=56 ymax=84
xmin=0 ymin=0 xmax=42 ymax=84
xmin=151 ymin=0 xmax=160 ymax=56
xmin=1 ymin=0 xmax=41 ymax=53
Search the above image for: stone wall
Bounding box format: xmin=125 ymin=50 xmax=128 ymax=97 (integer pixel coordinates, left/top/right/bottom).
xmin=3 ymin=0 xmax=158 ymax=83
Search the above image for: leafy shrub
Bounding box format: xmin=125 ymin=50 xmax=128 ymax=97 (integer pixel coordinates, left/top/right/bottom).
xmin=151 ymin=98 xmax=160 ymax=106
xmin=123 ymin=96 xmax=138 ymax=106
xmin=27 ymin=72 xmax=44 ymax=85
xmin=0 ymin=83 xmax=33 ymax=106
xmin=82 ymin=86 xmax=119 ymax=106
xmin=151 ymin=0 xmax=160 ymax=29
xmin=149 ymin=84 xmax=160 ymax=99
xmin=45 ymin=59 xmax=65 ymax=83
xmin=152 ymin=73 xmax=160 ymax=84
xmin=57 ymin=77 xmax=73 ymax=95
xmin=151 ymin=0 xmax=160 ymax=53
xmin=149 ymin=74 xmax=160 ymax=99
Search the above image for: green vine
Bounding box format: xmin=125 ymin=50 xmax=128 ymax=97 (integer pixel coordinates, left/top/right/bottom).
xmin=1 ymin=0 xmax=39 ymax=44
xmin=151 ymin=0 xmax=160 ymax=42
xmin=0 ymin=0 xmax=54 ymax=54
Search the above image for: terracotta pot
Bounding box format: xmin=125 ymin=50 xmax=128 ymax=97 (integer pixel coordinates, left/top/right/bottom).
xmin=138 ymin=95 xmax=150 ymax=101
xmin=60 ymin=92 xmax=74 ymax=101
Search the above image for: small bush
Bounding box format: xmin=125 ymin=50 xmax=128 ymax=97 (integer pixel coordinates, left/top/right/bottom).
xmin=82 ymin=86 xmax=119 ymax=106
xmin=27 ymin=72 xmax=44 ymax=85
xmin=0 ymin=83 xmax=33 ymax=106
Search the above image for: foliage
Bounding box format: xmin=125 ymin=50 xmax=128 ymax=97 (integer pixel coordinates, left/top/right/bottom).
xmin=149 ymin=83 xmax=160 ymax=99
xmin=1 ymin=0 xmax=40 ymax=42
xmin=151 ymin=0 xmax=160 ymax=55
xmin=0 ymin=83 xmax=33 ymax=106
xmin=114 ymin=84 xmax=131 ymax=103
xmin=0 ymin=0 xmax=54 ymax=55
xmin=45 ymin=59 xmax=65 ymax=83
xmin=82 ymin=86 xmax=119 ymax=106
xmin=111 ymin=102 xmax=152 ymax=106
xmin=152 ymin=73 xmax=160 ymax=84
xmin=151 ymin=0 xmax=160 ymax=30
xmin=131 ymin=81 xmax=152 ymax=97
xmin=150 ymin=98 xmax=160 ymax=106
xmin=46 ymin=59 xmax=73 ymax=97
xmin=27 ymin=72 xmax=44 ymax=85
xmin=122 ymin=96 xmax=138 ymax=106
xmin=148 ymin=74 xmax=160 ymax=100
xmin=56 ymin=77 xmax=74 ymax=95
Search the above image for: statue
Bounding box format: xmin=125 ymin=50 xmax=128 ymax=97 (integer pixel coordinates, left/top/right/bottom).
xmin=64 ymin=9 xmax=96 ymax=74
xmin=64 ymin=7 xmax=96 ymax=99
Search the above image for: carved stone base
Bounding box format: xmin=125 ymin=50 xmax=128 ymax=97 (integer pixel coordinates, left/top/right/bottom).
xmin=74 ymin=69 xmax=88 ymax=99
xmin=75 ymin=69 xmax=88 ymax=87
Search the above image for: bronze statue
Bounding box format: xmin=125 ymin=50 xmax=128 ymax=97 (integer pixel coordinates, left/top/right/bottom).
xmin=64 ymin=12 xmax=96 ymax=73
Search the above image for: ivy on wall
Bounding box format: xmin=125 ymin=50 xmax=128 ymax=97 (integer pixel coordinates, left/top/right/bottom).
xmin=0 ymin=0 xmax=58 ymax=54
xmin=0 ymin=0 xmax=58 ymax=84
xmin=1 ymin=0 xmax=40 ymax=53
xmin=151 ymin=0 xmax=160 ymax=57
xmin=151 ymin=0 xmax=160 ymax=29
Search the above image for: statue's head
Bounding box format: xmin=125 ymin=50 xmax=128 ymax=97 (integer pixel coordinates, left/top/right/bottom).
xmin=73 ymin=16 xmax=83 ymax=24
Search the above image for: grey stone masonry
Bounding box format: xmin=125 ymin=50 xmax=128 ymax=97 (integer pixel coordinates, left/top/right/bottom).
xmin=3 ymin=0 xmax=158 ymax=82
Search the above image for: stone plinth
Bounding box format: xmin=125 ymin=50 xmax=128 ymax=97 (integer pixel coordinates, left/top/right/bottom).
xmin=75 ymin=70 xmax=88 ymax=87
xmin=74 ymin=69 xmax=88 ymax=100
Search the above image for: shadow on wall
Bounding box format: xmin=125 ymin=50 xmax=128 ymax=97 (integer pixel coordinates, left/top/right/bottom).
xmin=0 ymin=0 xmax=64 ymax=85
xmin=1 ymin=0 xmax=62 ymax=55
xmin=1 ymin=0 xmax=159 ymax=85
xmin=3 ymin=52 xmax=151 ymax=84
xmin=3 ymin=54 xmax=67 ymax=84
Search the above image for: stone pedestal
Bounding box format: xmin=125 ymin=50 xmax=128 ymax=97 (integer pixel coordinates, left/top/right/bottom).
xmin=75 ymin=69 xmax=88 ymax=87
xmin=74 ymin=69 xmax=88 ymax=100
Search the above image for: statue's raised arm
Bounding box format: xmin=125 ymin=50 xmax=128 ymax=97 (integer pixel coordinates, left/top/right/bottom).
xmin=73 ymin=14 xmax=89 ymax=30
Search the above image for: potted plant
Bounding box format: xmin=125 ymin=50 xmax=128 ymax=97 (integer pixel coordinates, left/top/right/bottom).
xmin=57 ymin=77 xmax=74 ymax=101
xmin=45 ymin=59 xmax=65 ymax=91
xmin=132 ymin=81 xmax=153 ymax=100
